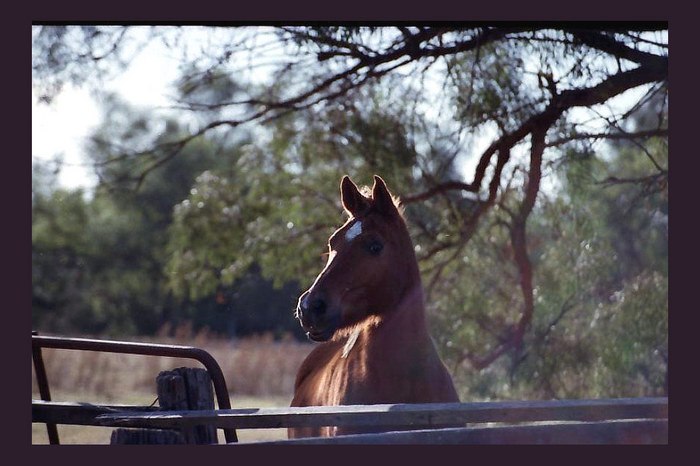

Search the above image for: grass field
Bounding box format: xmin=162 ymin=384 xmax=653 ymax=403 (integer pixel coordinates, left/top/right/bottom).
xmin=32 ymin=331 xmax=314 ymax=444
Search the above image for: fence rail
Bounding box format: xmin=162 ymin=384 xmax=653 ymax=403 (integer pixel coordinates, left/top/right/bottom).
xmin=33 ymin=397 xmax=668 ymax=444
xmin=254 ymin=419 xmax=668 ymax=444
xmin=92 ymin=397 xmax=668 ymax=431
xmin=33 ymin=400 xmax=159 ymax=427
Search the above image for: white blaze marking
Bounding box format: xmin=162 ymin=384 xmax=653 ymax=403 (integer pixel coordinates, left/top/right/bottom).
xmin=345 ymin=221 xmax=363 ymax=242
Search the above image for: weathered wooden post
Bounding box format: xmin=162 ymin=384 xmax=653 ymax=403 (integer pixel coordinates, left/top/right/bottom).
xmin=110 ymin=428 xmax=186 ymax=444
xmin=157 ymin=367 xmax=218 ymax=444
xmin=111 ymin=367 xmax=218 ymax=444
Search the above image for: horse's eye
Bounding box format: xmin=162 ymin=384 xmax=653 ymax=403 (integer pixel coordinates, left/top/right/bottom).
xmin=366 ymin=240 xmax=383 ymax=256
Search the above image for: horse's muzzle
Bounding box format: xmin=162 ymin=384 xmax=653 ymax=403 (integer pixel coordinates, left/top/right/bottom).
xmin=296 ymin=290 xmax=339 ymax=342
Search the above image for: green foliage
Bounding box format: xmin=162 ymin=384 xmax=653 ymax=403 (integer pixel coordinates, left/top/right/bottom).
xmin=32 ymin=181 xmax=146 ymax=334
xmin=33 ymin=26 xmax=668 ymax=401
xmin=425 ymin=130 xmax=668 ymax=400
xmin=450 ymin=41 xmax=537 ymax=132
xmin=166 ymin=86 xmax=432 ymax=299
xmin=33 ymin=95 xmax=308 ymax=339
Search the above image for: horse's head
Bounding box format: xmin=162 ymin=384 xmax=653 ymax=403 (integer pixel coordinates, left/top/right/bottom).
xmin=295 ymin=175 xmax=420 ymax=342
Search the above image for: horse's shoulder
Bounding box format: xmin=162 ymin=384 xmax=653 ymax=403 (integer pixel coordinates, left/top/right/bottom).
xmin=294 ymin=339 xmax=344 ymax=390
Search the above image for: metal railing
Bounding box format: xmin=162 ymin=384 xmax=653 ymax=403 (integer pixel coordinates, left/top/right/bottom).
xmin=31 ymin=332 xmax=238 ymax=443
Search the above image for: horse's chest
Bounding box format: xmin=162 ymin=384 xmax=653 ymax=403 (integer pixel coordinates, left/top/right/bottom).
xmin=322 ymin=347 xmax=419 ymax=404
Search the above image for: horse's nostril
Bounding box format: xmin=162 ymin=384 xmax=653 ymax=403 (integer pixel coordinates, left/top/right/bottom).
xmin=310 ymin=298 xmax=327 ymax=315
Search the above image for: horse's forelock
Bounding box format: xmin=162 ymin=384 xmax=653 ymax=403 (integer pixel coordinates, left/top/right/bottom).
xmin=354 ymin=185 xmax=405 ymax=219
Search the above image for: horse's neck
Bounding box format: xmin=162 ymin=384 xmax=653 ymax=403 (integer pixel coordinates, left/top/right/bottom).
xmin=382 ymin=283 xmax=428 ymax=335
xmin=348 ymin=283 xmax=432 ymax=361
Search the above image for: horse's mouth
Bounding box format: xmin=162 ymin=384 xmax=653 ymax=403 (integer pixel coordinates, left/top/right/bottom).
xmin=306 ymin=327 xmax=335 ymax=342
xmin=297 ymin=309 xmax=339 ymax=342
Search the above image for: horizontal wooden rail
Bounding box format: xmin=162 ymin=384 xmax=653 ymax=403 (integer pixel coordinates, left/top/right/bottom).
xmin=33 ymin=400 xmax=159 ymax=426
xmin=93 ymin=397 xmax=667 ymax=431
xmin=252 ymin=419 xmax=668 ymax=444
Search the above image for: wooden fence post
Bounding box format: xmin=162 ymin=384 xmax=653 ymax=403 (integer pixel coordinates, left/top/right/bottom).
xmin=111 ymin=367 xmax=218 ymax=444
xmin=110 ymin=428 xmax=186 ymax=444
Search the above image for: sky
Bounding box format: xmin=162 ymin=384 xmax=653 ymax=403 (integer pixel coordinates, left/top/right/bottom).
xmin=32 ymin=30 xmax=181 ymax=191
xmin=31 ymin=27 xmax=508 ymax=195
xmin=32 ymin=26 xmax=283 ymax=193
xmin=32 ymin=27 xmax=660 ymax=195
xmin=33 ymin=85 xmax=101 ymax=190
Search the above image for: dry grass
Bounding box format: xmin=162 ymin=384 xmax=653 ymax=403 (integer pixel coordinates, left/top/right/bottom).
xmin=32 ymin=329 xmax=314 ymax=444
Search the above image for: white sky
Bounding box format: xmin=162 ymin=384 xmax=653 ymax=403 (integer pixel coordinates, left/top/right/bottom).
xmin=32 ymin=31 xmax=181 ymax=191
xmin=31 ymin=26 xmax=274 ymax=192
xmin=32 ymin=28 xmax=661 ymax=194
xmin=33 ymin=85 xmax=100 ymax=190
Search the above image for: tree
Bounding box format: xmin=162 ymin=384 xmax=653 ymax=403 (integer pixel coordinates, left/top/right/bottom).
xmin=32 ymin=81 xmax=306 ymax=339
xmin=33 ymin=25 xmax=668 ymax=398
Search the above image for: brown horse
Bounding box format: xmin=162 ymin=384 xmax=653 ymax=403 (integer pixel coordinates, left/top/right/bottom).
xmin=289 ymin=175 xmax=459 ymax=438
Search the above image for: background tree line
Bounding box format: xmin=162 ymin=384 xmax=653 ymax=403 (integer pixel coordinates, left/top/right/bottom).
xmin=32 ymin=25 xmax=667 ymax=400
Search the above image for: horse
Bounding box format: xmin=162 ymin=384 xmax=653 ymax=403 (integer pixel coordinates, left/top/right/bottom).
xmin=289 ymin=175 xmax=460 ymax=439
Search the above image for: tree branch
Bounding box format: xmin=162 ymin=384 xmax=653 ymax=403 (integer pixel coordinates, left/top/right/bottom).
xmin=546 ymin=128 xmax=668 ymax=148
xmin=423 ymin=59 xmax=669 ymax=373
xmin=95 ymin=28 xmax=667 ymax=198
xmin=404 ymin=60 xmax=667 ymax=205
xmin=510 ymin=127 xmax=545 ymax=359
xmin=565 ymin=29 xmax=667 ymax=66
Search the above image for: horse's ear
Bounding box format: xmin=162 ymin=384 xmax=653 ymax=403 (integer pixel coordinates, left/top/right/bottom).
xmin=371 ymin=175 xmax=397 ymax=216
xmin=341 ymin=175 xmax=369 ymax=217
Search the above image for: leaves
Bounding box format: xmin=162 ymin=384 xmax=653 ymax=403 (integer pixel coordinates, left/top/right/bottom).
xmin=32 ymin=25 xmax=668 ymax=399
